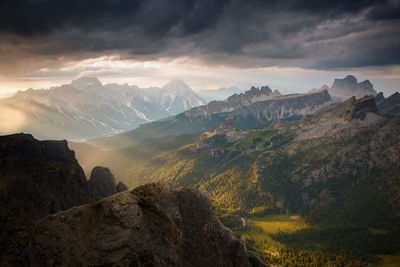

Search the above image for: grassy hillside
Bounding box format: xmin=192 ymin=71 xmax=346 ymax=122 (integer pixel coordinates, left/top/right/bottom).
xmin=71 ymin=113 xmax=400 ymax=266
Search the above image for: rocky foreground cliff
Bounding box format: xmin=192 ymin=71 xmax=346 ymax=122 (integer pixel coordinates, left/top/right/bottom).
xmin=0 ymin=133 xmax=95 ymax=219
xmin=34 ymin=183 xmax=250 ymax=266
xmin=0 ymin=134 xmax=250 ymax=266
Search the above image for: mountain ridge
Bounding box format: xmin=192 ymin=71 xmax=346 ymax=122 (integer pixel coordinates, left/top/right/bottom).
xmin=0 ymin=77 xmax=206 ymax=140
xmin=88 ymin=87 xmax=332 ymax=148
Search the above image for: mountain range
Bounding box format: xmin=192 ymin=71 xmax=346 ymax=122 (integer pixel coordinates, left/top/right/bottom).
xmin=70 ymin=88 xmax=400 ymax=266
xmin=0 ymin=75 xmax=383 ymax=141
xmin=89 ymin=85 xmax=332 ymax=148
xmin=87 ymin=75 xmax=389 ymax=149
xmin=1 ymin=74 xmax=400 ymax=266
xmin=0 ymin=77 xmax=206 ymax=140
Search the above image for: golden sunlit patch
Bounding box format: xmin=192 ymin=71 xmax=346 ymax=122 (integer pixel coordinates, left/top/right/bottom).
xmin=0 ymin=105 xmax=26 ymax=134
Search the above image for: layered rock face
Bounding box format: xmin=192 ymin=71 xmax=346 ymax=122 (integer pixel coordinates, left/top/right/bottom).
xmin=297 ymin=95 xmax=383 ymax=140
xmin=32 ymin=183 xmax=250 ymax=266
xmin=328 ymin=75 xmax=377 ymax=101
xmin=341 ymin=95 xmax=378 ymax=121
xmin=0 ymin=133 xmax=95 ymax=220
xmin=186 ymin=86 xmax=329 ymax=121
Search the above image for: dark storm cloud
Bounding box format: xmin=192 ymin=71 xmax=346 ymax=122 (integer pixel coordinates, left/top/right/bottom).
xmin=0 ymin=0 xmax=228 ymax=36
xmin=0 ymin=0 xmax=399 ymax=71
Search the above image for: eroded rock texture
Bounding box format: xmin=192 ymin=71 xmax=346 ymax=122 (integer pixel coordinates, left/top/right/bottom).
xmin=34 ymin=183 xmax=250 ymax=266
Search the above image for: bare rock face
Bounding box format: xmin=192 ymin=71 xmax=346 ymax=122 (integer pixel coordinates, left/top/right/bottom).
xmin=88 ymin=166 xmax=117 ymax=199
xmin=342 ymin=95 xmax=378 ymax=121
xmin=0 ymin=133 xmax=95 ymax=220
xmin=328 ymin=75 xmax=377 ymax=101
xmin=33 ymin=183 xmax=251 ymax=267
xmin=0 ymin=133 xmax=96 ymax=266
xmin=117 ymin=181 xmax=128 ymax=192
xmin=297 ymin=95 xmax=383 ymax=141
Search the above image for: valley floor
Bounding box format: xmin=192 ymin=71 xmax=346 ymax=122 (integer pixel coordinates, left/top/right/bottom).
xmin=232 ymin=215 xmax=400 ymax=267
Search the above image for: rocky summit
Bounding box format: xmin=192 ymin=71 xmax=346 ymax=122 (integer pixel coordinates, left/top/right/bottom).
xmin=33 ymin=183 xmax=250 ymax=266
xmin=0 ymin=133 xmax=95 ymax=220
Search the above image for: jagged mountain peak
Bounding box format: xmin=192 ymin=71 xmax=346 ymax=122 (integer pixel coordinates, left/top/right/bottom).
xmin=331 ymin=75 xmax=358 ymax=89
xmin=342 ymin=75 xmax=357 ymax=83
xmin=70 ymin=77 xmax=102 ymax=89
xmin=250 ymin=85 xmax=273 ymax=95
xmin=227 ymin=85 xmax=277 ymax=103
xmin=162 ymin=78 xmax=193 ymax=94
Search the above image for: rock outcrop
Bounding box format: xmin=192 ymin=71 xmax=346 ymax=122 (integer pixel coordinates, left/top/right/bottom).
xmin=31 ymin=183 xmax=250 ymax=266
xmin=341 ymin=95 xmax=378 ymax=121
xmin=328 ymin=75 xmax=377 ymax=101
xmin=117 ymin=181 xmax=128 ymax=191
xmin=0 ymin=133 xmax=95 ymax=220
xmin=88 ymin=166 xmax=118 ymax=199
xmin=214 ymin=118 xmax=236 ymax=133
xmin=375 ymin=92 xmax=400 ymax=117
xmin=297 ymin=95 xmax=383 ymax=140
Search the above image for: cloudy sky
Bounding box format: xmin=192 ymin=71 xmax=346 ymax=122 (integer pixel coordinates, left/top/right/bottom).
xmin=0 ymin=0 xmax=399 ymax=95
